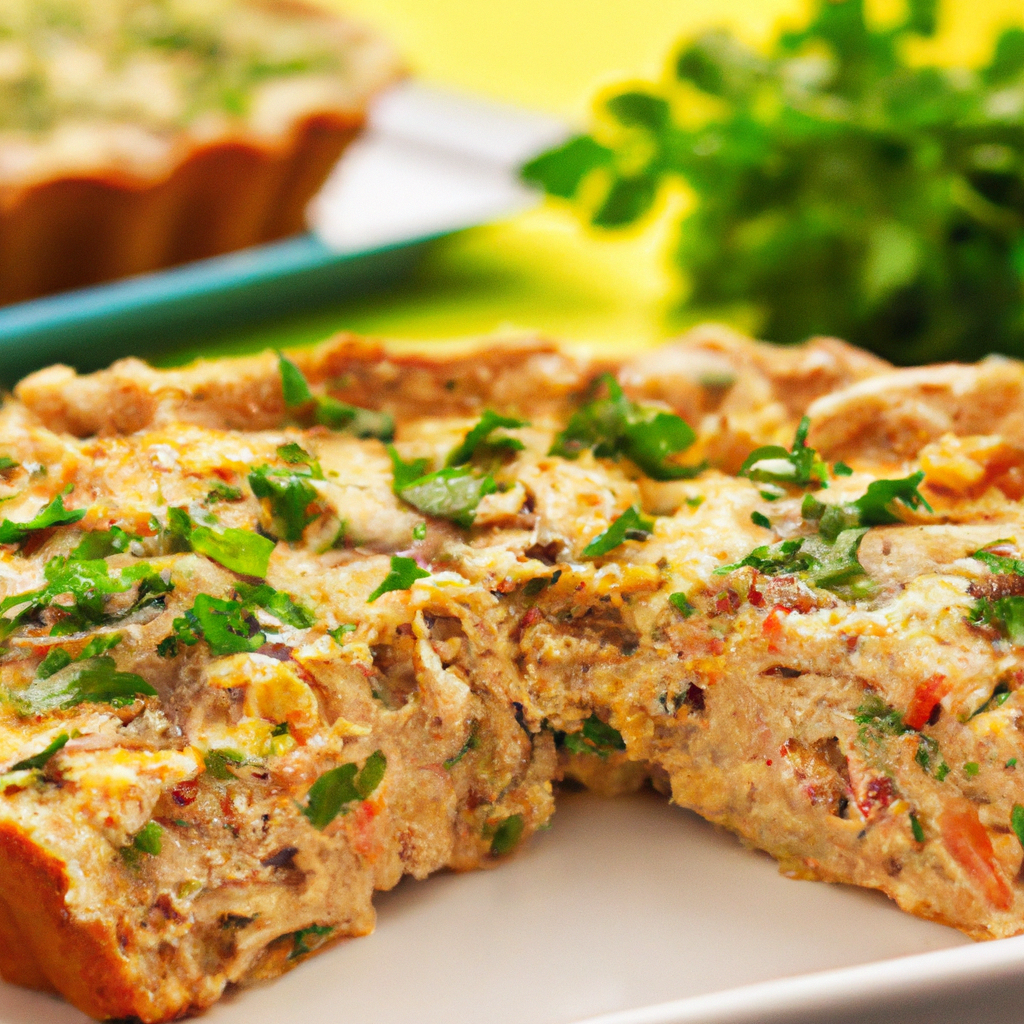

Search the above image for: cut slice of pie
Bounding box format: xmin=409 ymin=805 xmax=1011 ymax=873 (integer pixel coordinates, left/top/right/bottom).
xmin=0 ymin=328 xmax=1023 ymax=1020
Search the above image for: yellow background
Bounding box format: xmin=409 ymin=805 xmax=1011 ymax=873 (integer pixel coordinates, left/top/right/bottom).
xmin=188 ymin=0 xmax=1024 ymax=360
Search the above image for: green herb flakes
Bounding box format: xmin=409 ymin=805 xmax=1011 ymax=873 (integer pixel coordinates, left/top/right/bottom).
xmin=10 ymin=732 xmax=68 ymax=771
xmin=0 ymin=489 xmax=85 ymax=546
xmin=446 ymin=410 xmax=527 ymax=467
xmin=561 ymin=714 xmax=627 ymax=757
xmin=490 ymin=814 xmax=525 ymax=856
xmin=16 ymin=658 xmax=156 ymax=715
xmin=1013 ymin=805 xmax=1024 ymax=850
xmin=669 ymin=592 xmax=695 ymax=617
xmin=582 ymin=506 xmax=654 ymax=558
xmin=289 ymin=925 xmax=333 ymax=960
xmin=750 ymin=511 xmax=771 ymax=529
xmin=910 ymin=812 xmax=925 ymax=844
xmin=302 ymin=750 xmax=386 ymax=830
xmin=740 ymin=418 xmax=826 ymax=488
xmin=367 ymin=556 xmax=430 ymax=603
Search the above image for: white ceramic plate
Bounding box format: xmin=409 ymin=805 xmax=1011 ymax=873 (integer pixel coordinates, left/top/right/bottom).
xmin=7 ymin=787 xmax=1024 ymax=1024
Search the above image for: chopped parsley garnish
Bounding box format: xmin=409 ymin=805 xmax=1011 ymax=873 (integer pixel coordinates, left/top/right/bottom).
xmin=740 ymin=417 xmax=827 ymax=488
xmin=302 ymin=750 xmax=386 ymax=830
xmin=443 ymin=727 xmax=479 ymax=770
xmin=132 ymin=821 xmax=163 ymax=856
xmin=0 ymin=556 xmax=167 ymax=641
xmin=0 ymin=489 xmax=86 ymax=545
xmin=234 ymin=581 xmax=315 ymax=629
xmin=833 ymin=462 xmax=854 ymax=477
xmin=71 ymin=526 xmax=137 ymax=560
xmin=206 ymin=482 xmax=243 ymax=504
xmin=971 ymin=542 xmax=1024 ymax=575
xmin=846 ymin=472 xmax=932 ymax=526
xmin=15 ymin=658 xmax=156 ymax=714
xmin=550 ymin=374 xmax=700 ymax=480
xmin=0 ymin=457 xmax=18 ymax=473
xmin=277 ymin=442 xmax=317 ymax=467
xmin=523 ymin=570 xmax=562 ymax=598
xmin=37 ymin=634 xmax=121 ymax=679
xmin=412 ymin=522 xmax=427 ymax=541
xmin=909 ymin=812 xmax=925 ymax=843
xmin=1008 ymin=759 xmax=1018 ymax=769
xmin=490 ymin=813 xmax=525 ymax=856
xmin=328 ymin=623 xmax=357 ymax=644
xmin=669 ymin=592 xmax=695 ymax=617
xmin=446 ymin=410 xmax=527 ymax=467
xmin=969 ymin=596 xmax=1024 ymax=644
xmin=289 ymin=925 xmax=334 ymax=960
xmin=278 ymin=352 xmax=394 ymax=440
xmin=165 ymin=508 xmax=275 ymax=577
xmin=1013 ymin=805 xmax=1024 ymax=851
xmin=561 ymin=714 xmax=627 ymax=757
xmin=10 ymin=732 xmax=69 ymax=771
xmin=751 ymin=511 xmax=771 ymax=529
xmin=367 ymin=556 xmax=430 ymax=603
xmin=964 ymin=761 xmax=980 ymax=776
xmin=248 ymin=458 xmax=324 ymax=543
xmin=204 ymin=748 xmax=246 ymax=780
xmin=161 ymin=594 xmax=262 ymax=658
xmin=971 ymin=682 xmax=1011 ymax=717
xmin=855 ymin=695 xmax=948 ymax=780
xmin=582 ymin=506 xmax=654 ymax=558
xmin=388 ymin=447 xmax=497 ymax=529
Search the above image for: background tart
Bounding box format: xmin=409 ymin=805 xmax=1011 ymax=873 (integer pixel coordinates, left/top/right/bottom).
xmin=0 ymin=0 xmax=401 ymax=304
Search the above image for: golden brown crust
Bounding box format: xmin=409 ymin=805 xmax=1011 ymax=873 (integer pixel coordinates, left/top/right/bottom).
xmin=0 ymin=113 xmax=363 ymax=305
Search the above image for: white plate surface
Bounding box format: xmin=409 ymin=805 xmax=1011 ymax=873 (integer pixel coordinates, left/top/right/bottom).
xmin=9 ymin=788 xmax=1024 ymax=1024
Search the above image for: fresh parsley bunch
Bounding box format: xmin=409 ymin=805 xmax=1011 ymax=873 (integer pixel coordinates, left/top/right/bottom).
xmin=523 ymin=0 xmax=1024 ymax=364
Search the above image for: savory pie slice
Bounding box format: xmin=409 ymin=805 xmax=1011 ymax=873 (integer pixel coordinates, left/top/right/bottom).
xmin=1 ymin=329 xmax=1023 ymax=1020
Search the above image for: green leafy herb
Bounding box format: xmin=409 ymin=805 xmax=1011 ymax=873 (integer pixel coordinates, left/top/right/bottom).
xmin=914 ymin=733 xmax=949 ymax=780
xmin=740 ymin=418 xmax=827 ymax=488
xmin=37 ymin=634 xmax=121 ymax=679
xmin=328 ymin=623 xmax=357 ymax=644
xmin=561 ymin=714 xmax=627 ymax=757
xmin=443 ymin=727 xmax=479 ymax=770
xmin=10 ymin=732 xmax=68 ymax=771
xmin=1013 ymin=805 xmax=1024 ymax=850
xmin=446 ymin=410 xmax=527 ymax=466
xmin=388 ymin=446 xmax=497 ymax=528
xmin=206 ymin=482 xmax=243 ymax=504
xmin=412 ymin=522 xmax=427 ymax=541
xmin=248 ymin=465 xmax=321 ymax=542
xmin=204 ymin=748 xmax=246 ymax=780
xmin=971 ymin=682 xmax=1011 ymax=717
xmin=0 ymin=457 xmax=19 ymax=473
xmin=964 ymin=761 xmax=980 ymax=776
xmin=751 ymin=511 xmax=771 ymax=529
xmin=669 ymin=592 xmax=695 ymax=617
xmin=848 ymin=473 xmax=932 ymax=526
xmin=132 ymin=821 xmax=163 ymax=856
xmin=35 ymin=648 xmax=72 ymax=679
xmin=856 ymin=694 xmax=949 ymax=780
xmin=523 ymin=570 xmax=562 ymax=598
xmin=0 ymin=489 xmax=85 ymax=545
xmin=367 ymin=556 xmax=430 ymax=603
xmin=190 ymin=525 xmax=275 ymax=578
xmin=833 ymin=462 xmax=854 ymax=477
xmin=551 ymin=375 xmax=700 ymax=480
xmin=582 ymin=506 xmax=655 ymax=558
xmin=234 ymin=581 xmax=315 ymax=629
xmin=969 ymin=595 xmax=1024 ymax=644
xmin=15 ymin=658 xmax=156 ymax=715
xmin=1009 ymin=758 xmax=1019 ymax=769
xmin=278 ymin=352 xmax=394 ymax=440
xmin=522 ymin=0 xmax=1024 ymax=364
xmin=169 ymin=593 xmax=264 ymax=657
xmin=271 ymin=721 xmax=290 ymax=737
xmin=277 ymin=442 xmax=317 ymax=467
xmin=490 ymin=813 xmax=525 ymax=856
xmin=302 ymin=750 xmax=386 ymax=829
xmin=972 ymin=543 xmax=1024 ymax=575
xmin=71 ymin=526 xmax=137 ymax=560
xmin=685 ymin=495 xmax=704 ymax=508
xmin=909 ymin=812 xmax=925 ymax=843
xmin=289 ymin=924 xmax=333 ymax=960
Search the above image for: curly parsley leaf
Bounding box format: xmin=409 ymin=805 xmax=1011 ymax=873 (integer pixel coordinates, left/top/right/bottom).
xmin=15 ymin=657 xmax=156 ymax=714
xmin=278 ymin=352 xmax=393 ymax=441
xmin=10 ymin=732 xmax=69 ymax=771
xmin=302 ymin=750 xmax=386 ymax=829
xmin=367 ymin=556 xmax=430 ymax=603
xmin=740 ymin=417 xmax=827 ymax=488
xmin=0 ymin=489 xmax=86 ymax=545
xmin=177 ymin=593 xmax=264 ymax=657
xmin=561 ymin=714 xmax=627 ymax=757
xmin=551 ymin=375 xmax=699 ymax=481
xmin=446 ymin=411 xmax=527 ymax=467
xmin=582 ymin=506 xmax=655 ymax=558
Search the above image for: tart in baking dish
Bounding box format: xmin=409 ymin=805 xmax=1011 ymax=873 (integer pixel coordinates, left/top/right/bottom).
xmin=0 ymin=0 xmax=401 ymax=304
xmin=3 ymin=330 xmax=1024 ymax=1019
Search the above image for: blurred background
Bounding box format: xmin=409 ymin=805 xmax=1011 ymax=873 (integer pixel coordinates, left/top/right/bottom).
xmin=164 ymin=0 xmax=1024 ymax=365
